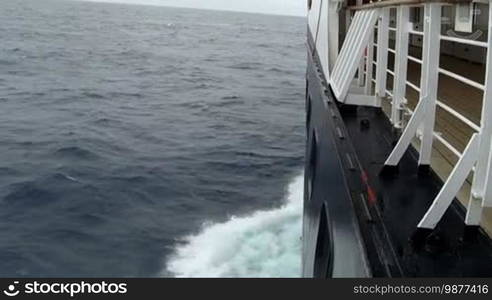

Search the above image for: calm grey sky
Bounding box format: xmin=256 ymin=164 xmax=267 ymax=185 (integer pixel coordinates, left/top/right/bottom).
xmin=82 ymin=0 xmax=306 ymax=16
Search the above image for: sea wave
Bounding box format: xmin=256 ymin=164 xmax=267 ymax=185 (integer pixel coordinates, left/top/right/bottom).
xmin=164 ymin=173 xmax=303 ymax=278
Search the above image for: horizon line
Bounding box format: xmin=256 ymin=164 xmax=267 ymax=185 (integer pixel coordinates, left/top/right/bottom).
xmin=76 ymin=0 xmax=307 ymax=18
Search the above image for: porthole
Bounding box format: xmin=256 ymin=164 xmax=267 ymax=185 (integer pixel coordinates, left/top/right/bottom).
xmin=306 ymin=96 xmax=312 ymax=130
xmin=307 ymin=129 xmax=317 ymax=202
xmin=313 ymin=204 xmax=333 ymax=278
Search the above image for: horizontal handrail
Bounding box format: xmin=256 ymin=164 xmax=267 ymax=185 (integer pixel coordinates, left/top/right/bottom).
xmin=409 ymin=29 xmax=424 ymax=36
xmin=436 ymin=99 xmax=481 ymax=131
xmin=399 ymin=83 xmax=479 ymax=131
xmin=392 ymin=100 xmax=477 ymax=158
xmin=433 ymin=132 xmax=463 ymax=158
xmin=408 ymin=55 xmax=423 ymax=64
xmin=387 ymin=96 xmax=480 ymax=138
xmin=404 ymin=105 xmax=414 ymax=115
xmin=438 ymin=67 xmax=485 ymax=90
xmin=406 ymin=113 xmax=464 ymax=158
xmin=348 ymin=0 xmax=471 ymax=11
xmin=440 ymin=35 xmax=488 ymax=48
xmin=406 ymin=81 xmax=421 ymax=92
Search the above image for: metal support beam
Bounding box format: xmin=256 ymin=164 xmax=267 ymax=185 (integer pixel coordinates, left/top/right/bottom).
xmin=418 ymin=3 xmax=442 ymax=166
xmin=385 ymin=96 xmax=427 ymax=166
xmin=419 ymin=134 xmax=480 ymax=229
xmin=391 ymin=6 xmax=410 ymax=128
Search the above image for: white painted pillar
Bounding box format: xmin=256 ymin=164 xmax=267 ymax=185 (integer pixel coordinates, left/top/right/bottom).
xmin=391 ymin=6 xmax=410 ymax=128
xmin=466 ymin=2 xmax=492 ymax=225
xmin=328 ymin=1 xmax=340 ymax=72
xmin=358 ymin=58 xmax=365 ymax=86
xmin=418 ymin=3 xmax=442 ymax=166
xmin=365 ymin=30 xmax=375 ymax=95
xmin=356 ymin=0 xmax=364 ymax=86
xmin=346 ymin=9 xmax=352 ymax=37
xmin=375 ymin=8 xmax=390 ymax=105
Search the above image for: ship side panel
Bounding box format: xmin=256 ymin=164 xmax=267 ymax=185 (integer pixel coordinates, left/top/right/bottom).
xmin=303 ymin=41 xmax=371 ymax=278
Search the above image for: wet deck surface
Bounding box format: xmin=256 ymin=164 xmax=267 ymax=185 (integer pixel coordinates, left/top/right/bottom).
xmin=341 ymin=104 xmax=492 ymax=277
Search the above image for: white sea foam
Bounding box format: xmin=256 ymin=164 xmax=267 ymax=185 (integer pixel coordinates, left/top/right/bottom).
xmin=165 ymin=173 xmax=303 ymax=278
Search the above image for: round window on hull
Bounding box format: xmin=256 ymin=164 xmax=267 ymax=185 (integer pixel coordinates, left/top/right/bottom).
xmin=313 ymin=204 xmax=333 ymax=278
xmin=306 ymin=129 xmax=317 ymax=202
xmin=306 ymin=95 xmax=312 ymax=130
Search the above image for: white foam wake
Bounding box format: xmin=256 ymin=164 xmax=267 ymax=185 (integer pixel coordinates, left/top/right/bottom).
xmin=165 ymin=173 xmax=304 ymax=278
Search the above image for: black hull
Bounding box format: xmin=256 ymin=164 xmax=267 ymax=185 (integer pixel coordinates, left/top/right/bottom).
xmin=303 ymin=33 xmax=492 ymax=278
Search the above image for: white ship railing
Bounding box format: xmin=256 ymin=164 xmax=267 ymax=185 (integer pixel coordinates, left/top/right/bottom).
xmin=337 ymin=0 xmax=492 ymax=231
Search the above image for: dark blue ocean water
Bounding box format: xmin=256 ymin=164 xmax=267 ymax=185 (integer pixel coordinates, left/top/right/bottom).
xmin=0 ymin=0 xmax=306 ymax=277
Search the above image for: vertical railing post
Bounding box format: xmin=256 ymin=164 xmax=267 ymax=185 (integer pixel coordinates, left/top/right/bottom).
xmin=466 ymin=2 xmax=492 ymax=225
xmin=356 ymin=0 xmax=365 ymax=87
xmin=418 ymin=3 xmax=441 ymax=167
xmin=391 ymin=6 xmax=410 ymax=129
xmin=346 ymin=9 xmax=352 ymax=34
xmin=358 ymin=57 xmax=365 ymax=86
xmin=375 ymin=8 xmax=390 ymax=106
xmin=365 ymin=30 xmax=375 ymax=95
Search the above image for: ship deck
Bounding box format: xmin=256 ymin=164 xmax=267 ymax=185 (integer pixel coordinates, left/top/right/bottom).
xmin=381 ymin=48 xmax=492 ymax=236
xmin=343 ymin=103 xmax=492 ymax=277
xmin=307 ymin=49 xmax=492 ymax=276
